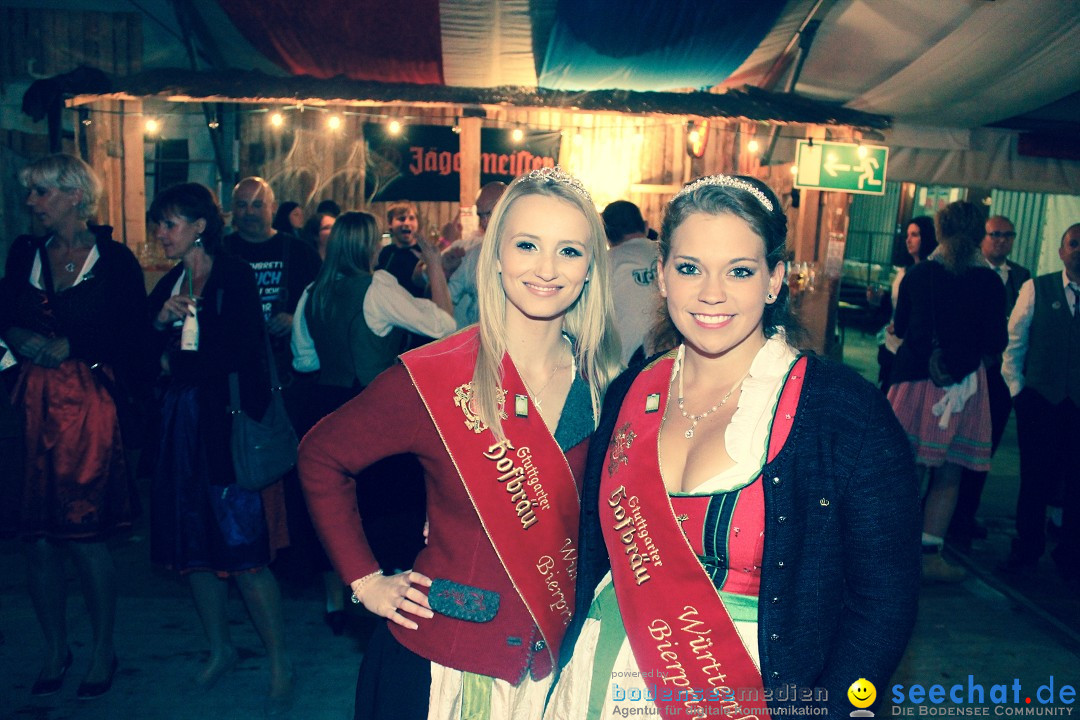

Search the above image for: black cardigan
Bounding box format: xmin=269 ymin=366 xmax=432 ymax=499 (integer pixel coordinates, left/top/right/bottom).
xmin=0 ymin=227 xmax=151 ymax=383
xmin=892 ymin=259 xmax=1007 ymax=384
xmin=148 ymin=254 xmax=271 ymax=484
xmin=563 ymin=352 xmax=921 ymax=716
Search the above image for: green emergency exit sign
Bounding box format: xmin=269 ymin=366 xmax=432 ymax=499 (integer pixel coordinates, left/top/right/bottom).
xmin=794 ymin=140 xmax=888 ymax=195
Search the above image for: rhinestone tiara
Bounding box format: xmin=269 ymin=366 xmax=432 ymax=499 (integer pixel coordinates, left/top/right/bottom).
xmin=674 ymin=174 xmax=774 ymax=213
xmin=521 ymin=166 xmax=592 ymax=203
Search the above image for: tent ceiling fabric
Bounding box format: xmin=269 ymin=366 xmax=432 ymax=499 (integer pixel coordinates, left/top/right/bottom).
xmin=439 ymin=0 xmax=538 ymax=88
xmin=537 ymin=0 xmax=787 ymax=91
xmin=752 ymin=0 xmax=1080 ymax=131
xmin=844 ymin=0 xmax=1080 ymax=128
xmin=185 ymin=0 xmax=1078 ymax=134
xmin=205 ymin=0 xmax=788 ymax=92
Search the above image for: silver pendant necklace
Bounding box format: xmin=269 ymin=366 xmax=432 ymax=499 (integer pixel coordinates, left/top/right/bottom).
xmin=519 ymin=336 xmax=573 ymax=410
xmin=676 ymin=352 xmax=750 ymax=439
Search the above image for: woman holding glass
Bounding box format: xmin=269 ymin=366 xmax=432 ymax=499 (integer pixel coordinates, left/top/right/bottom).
xmin=147 ymin=182 xmax=293 ymax=708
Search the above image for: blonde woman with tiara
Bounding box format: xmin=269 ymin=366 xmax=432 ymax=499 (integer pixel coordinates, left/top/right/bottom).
xmin=299 ymin=167 xmax=621 ymax=720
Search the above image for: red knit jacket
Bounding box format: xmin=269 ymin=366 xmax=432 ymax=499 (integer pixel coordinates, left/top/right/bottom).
xmin=298 ymin=362 xmax=588 ymax=683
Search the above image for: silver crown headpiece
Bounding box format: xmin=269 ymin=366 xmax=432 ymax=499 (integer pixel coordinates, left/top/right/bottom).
xmin=675 ymin=175 xmax=774 ymax=213
xmin=522 ymin=166 xmax=592 ymax=203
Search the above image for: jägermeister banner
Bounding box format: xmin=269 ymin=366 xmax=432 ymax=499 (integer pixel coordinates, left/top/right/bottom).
xmin=364 ymin=124 xmax=562 ymax=201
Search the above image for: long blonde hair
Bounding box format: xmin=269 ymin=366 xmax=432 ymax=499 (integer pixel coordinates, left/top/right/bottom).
xmin=473 ymin=171 xmax=621 ymax=438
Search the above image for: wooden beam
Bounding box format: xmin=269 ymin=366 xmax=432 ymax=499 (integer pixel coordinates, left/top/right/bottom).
xmin=121 ymin=99 xmax=146 ymax=253
xmin=459 ymin=116 xmax=481 ymax=209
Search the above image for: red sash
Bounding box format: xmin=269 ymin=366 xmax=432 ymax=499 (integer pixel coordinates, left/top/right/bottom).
xmin=601 ymin=353 xmax=807 ymax=719
xmin=400 ymin=328 xmax=581 ymax=668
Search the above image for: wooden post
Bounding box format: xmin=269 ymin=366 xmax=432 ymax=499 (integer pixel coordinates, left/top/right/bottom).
xmin=459 ymin=115 xmax=481 ymax=210
xmin=121 ymin=99 xmax=146 ymax=254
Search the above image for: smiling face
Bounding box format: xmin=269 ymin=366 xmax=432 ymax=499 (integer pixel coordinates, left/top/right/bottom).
xmin=26 ymin=184 xmax=81 ymax=232
xmin=657 ymin=212 xmax=784 ymax=361
xmin=847 ymin=679 xmax=877 ymax=709
xmin=496 ymin=194 xmax=591 ymax=324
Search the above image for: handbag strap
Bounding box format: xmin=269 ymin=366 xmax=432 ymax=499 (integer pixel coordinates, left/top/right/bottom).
xmin=227 ymin=294 xmax=282 ymax=417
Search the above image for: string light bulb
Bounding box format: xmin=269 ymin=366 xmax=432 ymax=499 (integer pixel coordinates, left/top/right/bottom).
xmin=388 ymin=120 xmax=403 ymax=135
xmin=144 ymin=118 xmax=159 ymax=134
xmin=270 ymin=112 xmax=284 ymax=128
xmin=511 ymin=127 xmax=524 ymax=143
xmin=790 ymin=164 xmax=799 ymax=176
xmin=327 ymin=114 xmax=342 ymax=130
xmin=747 ymin=139 xmax=760 ymax=154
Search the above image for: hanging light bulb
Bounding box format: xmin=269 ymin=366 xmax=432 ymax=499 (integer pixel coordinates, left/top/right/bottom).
xmin=747 ymin=139 xmax=760 ymax=154
xmin=144 ymin=118 xmax=160 ymax=134
xmin=388 ymin=120 xmax=403 ymax=135
xmin=511 ymin=127 xmax=524 ymax=143
xmin=685 ymin=119 xmax=709 ymax=158
xmin=327 ymin=114 xmax=342 ymax=130
xmin=270 ymin=112 xmax=284 ymax=128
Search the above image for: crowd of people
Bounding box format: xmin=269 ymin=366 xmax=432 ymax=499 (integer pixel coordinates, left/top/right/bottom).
xmin=0 ymin=152 xmax=1076 ymax=720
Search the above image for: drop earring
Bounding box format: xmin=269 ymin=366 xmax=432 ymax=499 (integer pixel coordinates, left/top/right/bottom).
xmin=193 ymin=236 xmax=204 ymax=248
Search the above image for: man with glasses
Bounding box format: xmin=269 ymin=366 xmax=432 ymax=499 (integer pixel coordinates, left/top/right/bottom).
xmin=950 ymin=215 xmax=1032 ymax=549
xmin=982 ymin=215 xmax=1030 ymax=314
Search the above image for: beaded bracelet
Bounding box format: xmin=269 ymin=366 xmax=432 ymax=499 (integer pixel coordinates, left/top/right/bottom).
xmin=349 ymin=570 xmax=384 ymax=605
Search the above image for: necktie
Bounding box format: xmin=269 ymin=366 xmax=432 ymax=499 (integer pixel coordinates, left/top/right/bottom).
xmin=1070 ymin=283 xmax=1080 ymax=318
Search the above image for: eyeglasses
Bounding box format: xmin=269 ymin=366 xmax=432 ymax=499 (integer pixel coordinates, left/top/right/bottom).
xmin=986 ymin=231 xmax=1016 ymax=239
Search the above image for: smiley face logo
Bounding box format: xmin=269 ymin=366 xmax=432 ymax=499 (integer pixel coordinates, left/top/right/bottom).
xmin=848 ymin=678 xmax=876 ymax=709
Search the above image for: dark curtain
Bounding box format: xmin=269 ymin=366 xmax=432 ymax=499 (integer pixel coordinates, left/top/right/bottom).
xmin=217 ymin=0 xmax=444 ymax=84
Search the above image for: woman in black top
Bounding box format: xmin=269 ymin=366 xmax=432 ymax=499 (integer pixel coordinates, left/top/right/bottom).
xmin=887 ymin=201 xmax=1007 ymax=582
xmin=0 ymin=153 xmax=148 ymax=699
xmin=147 ymin=183 xmax=294 ymax=706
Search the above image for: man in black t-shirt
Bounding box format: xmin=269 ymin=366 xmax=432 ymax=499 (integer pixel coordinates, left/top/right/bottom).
xmin=376 ymin=201 xmax=426 ymax=298
xmin=223 ymin=177 xmax=321 ymax=372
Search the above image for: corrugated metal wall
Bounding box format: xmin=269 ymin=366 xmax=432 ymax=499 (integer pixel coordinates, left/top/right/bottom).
xmin=846 ymin=180 xmax=902 ymax=266
xmin=989 ymin=189 xmax=1046 ymax=273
